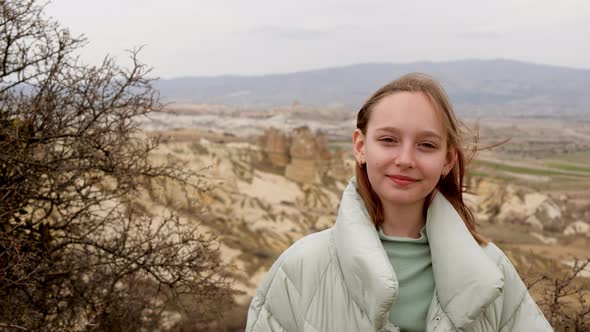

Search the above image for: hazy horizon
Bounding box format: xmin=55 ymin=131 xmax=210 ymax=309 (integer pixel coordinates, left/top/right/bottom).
xmin=47 ymin=0 xmax=590 ymax=78
xmin=156 ymin=58 xmax=590 ymax=79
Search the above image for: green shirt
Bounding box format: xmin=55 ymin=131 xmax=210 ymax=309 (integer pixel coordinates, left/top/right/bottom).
xmin=379 ymin=227 xmax=434 ymax=332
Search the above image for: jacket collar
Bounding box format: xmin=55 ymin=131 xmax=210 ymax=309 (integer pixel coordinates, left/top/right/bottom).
xmin=333 ymin=177 xmax=504 ymax=330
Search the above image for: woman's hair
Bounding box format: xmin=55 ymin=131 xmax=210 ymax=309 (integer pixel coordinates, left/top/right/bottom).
xmin=355 ymin=72 xmax=488 ymax=245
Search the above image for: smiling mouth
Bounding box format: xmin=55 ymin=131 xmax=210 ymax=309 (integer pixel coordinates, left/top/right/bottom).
xmin=387 ymin=175 xmax=419 ymax=186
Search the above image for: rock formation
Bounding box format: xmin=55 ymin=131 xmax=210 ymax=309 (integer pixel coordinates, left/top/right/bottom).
xmin=564 ymin=221 xmax=590 ymax=237
xmin=261 ymin=127 xmax=289 ymax=167
xmin=314 ymin=131 xmax=332 ymax=160
xmin=289 ymin=126 xmax=320 ymax=159
xmin=469 ymin=178 xmax=567 ymax=232
xmin=259 ymin=126 xmax=334 ymax=184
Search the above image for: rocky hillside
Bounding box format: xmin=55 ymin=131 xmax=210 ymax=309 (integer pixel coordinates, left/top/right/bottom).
xmin=138 ymin=128 xmax=589 ymax=318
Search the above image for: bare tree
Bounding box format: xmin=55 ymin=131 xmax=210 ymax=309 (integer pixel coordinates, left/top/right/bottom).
xmin=526 ymin=259 xmax=590 ymax=332
xmin=0 ymin=0 xmax=231 ymax=330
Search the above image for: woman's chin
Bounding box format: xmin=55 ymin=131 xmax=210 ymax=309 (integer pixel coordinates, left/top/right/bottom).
xmin=378 ymin=191 xmax=429 ymax=207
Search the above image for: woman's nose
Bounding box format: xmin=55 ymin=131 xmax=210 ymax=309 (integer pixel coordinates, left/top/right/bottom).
xmin=394 ymin=144 xmax=415 ymax=168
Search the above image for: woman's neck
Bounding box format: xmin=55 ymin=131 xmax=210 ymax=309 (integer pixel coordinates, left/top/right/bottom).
xmin=380 ymin=199 xmax=426 ymax=239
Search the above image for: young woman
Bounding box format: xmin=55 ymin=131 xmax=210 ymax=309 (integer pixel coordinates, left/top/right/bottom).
xmin=246 ymin=73 xmax=553 ymax=332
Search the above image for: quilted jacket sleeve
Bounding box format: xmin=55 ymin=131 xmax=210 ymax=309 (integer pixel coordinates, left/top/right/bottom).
xmin=246 ymin=250 xmax=301 ymax=332
xmin=495 ymin=247 xmax=554 ymax=331
xmin=246 ymin=230 xmax=332 ymax=332
xmin=246 ymin=261 xmax=287 ymax=332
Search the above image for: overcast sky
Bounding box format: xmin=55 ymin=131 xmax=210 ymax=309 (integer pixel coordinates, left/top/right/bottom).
xmin=46 ymin=0 xmax=590 ymax=78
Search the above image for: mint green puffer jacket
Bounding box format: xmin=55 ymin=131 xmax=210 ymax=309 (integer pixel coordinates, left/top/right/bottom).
xmin=247 ymin=178 xmax=553 ymax=331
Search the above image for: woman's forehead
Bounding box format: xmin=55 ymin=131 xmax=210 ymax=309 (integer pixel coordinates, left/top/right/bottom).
xmin=367 ymin=92 xmax=446 ymax=136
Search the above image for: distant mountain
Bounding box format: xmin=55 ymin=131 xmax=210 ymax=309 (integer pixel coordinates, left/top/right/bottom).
xmin=155 ymin=60 xmax=590 ymax=117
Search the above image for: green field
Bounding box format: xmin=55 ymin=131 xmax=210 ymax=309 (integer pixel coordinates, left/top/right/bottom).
xmin=472 ymin=160 xmax=590 ymax=179
xmin=548 ymin=151 xmax=590 ymax=164
xmin=545 ymin=162 xmax=590 ymax=173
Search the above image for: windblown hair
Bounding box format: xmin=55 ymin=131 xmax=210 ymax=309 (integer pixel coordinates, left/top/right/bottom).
xmin=355 ymin=73 xmax=487 ymax=245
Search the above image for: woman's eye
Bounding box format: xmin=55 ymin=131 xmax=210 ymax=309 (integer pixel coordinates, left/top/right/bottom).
xmin=419 ymin=142 xmax=436 ymax=149
xmin=379 ymin=137 xmax=397 ymax=143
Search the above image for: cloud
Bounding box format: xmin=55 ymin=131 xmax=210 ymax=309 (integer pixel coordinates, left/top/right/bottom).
xmin=250 ymin=25 xmax=358 ymax=40
xmin=46 ymin=0 xmax=590 ymax=76
xmin=458 ymin=25 xmax=507 ymax=39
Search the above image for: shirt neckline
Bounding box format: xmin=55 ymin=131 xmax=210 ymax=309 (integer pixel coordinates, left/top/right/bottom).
xmin=378 ymin=226 xmax=428 ymax=243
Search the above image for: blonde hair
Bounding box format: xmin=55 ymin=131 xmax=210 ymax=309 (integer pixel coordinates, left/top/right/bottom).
xmin=355 ymin=73 xmax=487 ymax=245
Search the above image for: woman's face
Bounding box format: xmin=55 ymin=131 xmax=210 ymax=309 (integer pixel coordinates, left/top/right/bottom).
xmin=353 ymin=91 xmax=456 ymax=207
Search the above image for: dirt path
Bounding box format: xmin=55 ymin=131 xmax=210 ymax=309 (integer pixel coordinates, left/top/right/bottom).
xmin=506 ymin=243 xmax=589 ymax=260
xmin=506 ymin=243 xmax=590 ymax=277
xmin=564 ymin=128 xmax=590 ymax=142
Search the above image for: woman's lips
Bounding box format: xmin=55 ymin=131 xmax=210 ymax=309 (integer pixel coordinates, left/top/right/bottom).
xmin=387 ymin=175 xmax=418 ymax=186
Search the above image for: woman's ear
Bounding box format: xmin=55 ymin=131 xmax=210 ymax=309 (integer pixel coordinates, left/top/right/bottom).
xmin=444 ymin=145 xmax=458 ymax=175
xmin=353 ymin=129 xmax=366 ymax=164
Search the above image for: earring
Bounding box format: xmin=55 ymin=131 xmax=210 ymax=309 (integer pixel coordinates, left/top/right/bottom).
xmin=359 ymin=159 xmax=365 ymax=167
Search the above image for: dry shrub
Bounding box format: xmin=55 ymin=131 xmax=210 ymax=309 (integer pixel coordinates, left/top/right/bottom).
xmin=526 ymin=258 xmax=590 ymax=332
xmin=0 ymin=1 xmax=233 ymax=330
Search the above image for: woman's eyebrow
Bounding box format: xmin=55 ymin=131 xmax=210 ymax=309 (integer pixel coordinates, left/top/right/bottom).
xmin=375 ymin=127 xmax=442 ymax=140
xmin=418 ymin=131 xmax=443 ymax=140
xmin=374 ymin=126 xmax=401 ymax=134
